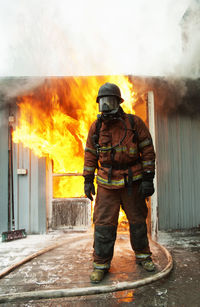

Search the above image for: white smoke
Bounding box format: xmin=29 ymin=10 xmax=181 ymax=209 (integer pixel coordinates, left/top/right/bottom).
xmin=0 ymin=0 xmax=198 ymax=77
xmin=176 ymin=0 xmax=200 ymax=78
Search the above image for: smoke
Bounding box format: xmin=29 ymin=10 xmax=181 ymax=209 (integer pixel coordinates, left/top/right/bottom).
xmin=129 ymin=75 xmax=200 ymax=116
xmin=0 ymin=0 xmax=199 ymax=116
xmin=176 ymin=0 xmax=200 ymax=78
xmin=155 ymin=77 xmax=200 ymax=116
xmin=0 ymin=0 xmax=195 ymax=78
xmin=0 ymin=77 xmax=45 ymax=110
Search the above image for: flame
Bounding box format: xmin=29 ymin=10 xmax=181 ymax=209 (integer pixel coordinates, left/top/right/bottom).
xmin=13 ymin=75 xmax=137 ymax=225
xmin=114 ymin=290 xmax=134 ymax=303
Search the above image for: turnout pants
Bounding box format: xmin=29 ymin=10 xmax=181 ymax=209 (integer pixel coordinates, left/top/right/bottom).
xmin=93 ymin=181 xmax=151 ymax=268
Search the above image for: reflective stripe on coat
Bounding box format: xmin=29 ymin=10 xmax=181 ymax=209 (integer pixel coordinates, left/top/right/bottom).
xmin=83 ymin=113 xmax=155 ymax=189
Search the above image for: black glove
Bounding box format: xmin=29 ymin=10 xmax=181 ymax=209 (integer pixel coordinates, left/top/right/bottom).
xmin=139 ymin=172 xmax=155 ymax=198
xmin=139 ymin=180 xmax=154 ymax=198
xmin=84 ymin=175 xmax=95 ymax=201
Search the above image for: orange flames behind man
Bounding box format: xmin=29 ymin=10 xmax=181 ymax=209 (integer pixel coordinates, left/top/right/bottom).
xmin=13 ymin=76 xmax=136 ymax=214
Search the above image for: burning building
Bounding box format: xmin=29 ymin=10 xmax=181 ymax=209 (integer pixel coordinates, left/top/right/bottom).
xmin=0 ymin=75 xmax=200 ymax=236
xmin=0 ymin=76 xmax=147 ymax=235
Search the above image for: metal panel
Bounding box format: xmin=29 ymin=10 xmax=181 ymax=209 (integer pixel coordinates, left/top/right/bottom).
xmin=147 ymin=91 xmax=158 ymax=239
xmin=155 ymin=110 xmax=200 ymax=230
xmin=17 ymin=144 xmax=30 ymax=231
xmin=38 ymin=157 xmax=47 ymax=233
xmin=0 ymin=108 xmax=8 ymax=233
xmin=13 ymin=146 xmax=47 ymax=234
xmin=12 ymin=134 xmax=47 ymax=233
xmin=30 ymin=151 xmax=39 ymax=233
xmin=30 ymin=154 xmax=47 ymax=233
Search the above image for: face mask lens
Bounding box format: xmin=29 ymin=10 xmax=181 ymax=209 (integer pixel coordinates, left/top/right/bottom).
xmin=99 ymin=96 xmax=119 ymax=112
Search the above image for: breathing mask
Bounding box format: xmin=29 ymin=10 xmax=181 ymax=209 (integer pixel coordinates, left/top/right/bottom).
xmin=99 ymin=96 xmax=119 ymax=116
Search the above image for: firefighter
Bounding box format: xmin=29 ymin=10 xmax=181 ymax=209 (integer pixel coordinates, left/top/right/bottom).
xmin=83 ymin=82 xmax=156 ymax=283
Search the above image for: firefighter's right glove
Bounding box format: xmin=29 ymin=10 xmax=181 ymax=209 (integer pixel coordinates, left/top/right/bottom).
xmin=139 ymin=180 xmax=154 ymax=198
xmin=84 ymin=175 xmax=95 ymax=201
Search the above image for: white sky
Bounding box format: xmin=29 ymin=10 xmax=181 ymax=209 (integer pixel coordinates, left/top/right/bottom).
xmin=0 ymin=0 xmax=191 ymax=76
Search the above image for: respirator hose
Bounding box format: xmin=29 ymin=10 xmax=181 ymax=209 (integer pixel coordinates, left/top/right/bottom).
xmin=98 ymin=117 xmax=127 ymax=152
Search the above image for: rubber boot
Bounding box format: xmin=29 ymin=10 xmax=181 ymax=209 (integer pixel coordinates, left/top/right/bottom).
xmin=90 ymin=262 xmax=110 ymax=283
xmin=90 ymin=269 xmax=108 ymax=283
xmin=136 ymin=256 xmax=155 ymax=272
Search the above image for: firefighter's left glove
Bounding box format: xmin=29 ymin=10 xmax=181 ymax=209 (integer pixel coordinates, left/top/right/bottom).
xmin=139 ymin=172 xmax=155 ymax=198
xmin=139 ymin=180 xmax=154 ymax=198
xmin=84 ymin=175 xmax=95 ymax=201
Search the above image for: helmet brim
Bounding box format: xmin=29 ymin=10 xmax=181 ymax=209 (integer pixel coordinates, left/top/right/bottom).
xmin=96 ymin=95 xmax=124 ymax=103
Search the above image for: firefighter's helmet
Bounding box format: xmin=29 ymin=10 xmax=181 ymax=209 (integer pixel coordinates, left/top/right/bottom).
xmin=96 ymin=83 xmax=124 ymax=103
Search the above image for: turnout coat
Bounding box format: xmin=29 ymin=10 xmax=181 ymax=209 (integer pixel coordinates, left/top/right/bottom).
xmin=83 ymin=112 xmax=155 ymax=190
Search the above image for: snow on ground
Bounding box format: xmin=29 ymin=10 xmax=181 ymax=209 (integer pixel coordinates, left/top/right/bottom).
xmin=0 ymin=231 xmax=81 ymax=271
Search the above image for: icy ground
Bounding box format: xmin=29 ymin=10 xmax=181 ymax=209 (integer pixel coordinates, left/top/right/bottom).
xmin=0 ymin=229 xmax=199 ymax=306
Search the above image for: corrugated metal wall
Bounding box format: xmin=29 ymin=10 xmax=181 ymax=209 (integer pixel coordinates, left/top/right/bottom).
xmin=155 ymin=111 xmax=200 ymax=230
xmin=0 ymin=108 xmax=9 ymax=233
xmin=12 ymin=143 xmax=47 ymax=234
xmin=0 ymin=104 xmax=47 ymax=234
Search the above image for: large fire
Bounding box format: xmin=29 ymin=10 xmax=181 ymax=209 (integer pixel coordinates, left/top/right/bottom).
xmin=13 ymin=76 xmax=137 ymax=224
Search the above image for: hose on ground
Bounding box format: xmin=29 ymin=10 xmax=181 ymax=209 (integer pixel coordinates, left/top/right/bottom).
xmin=0 ymin=238 xmax=173 ymax=303
xmin=0 ymin=234 xmax=88 ymax=279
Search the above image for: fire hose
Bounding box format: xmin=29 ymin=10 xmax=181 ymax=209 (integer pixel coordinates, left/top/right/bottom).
xmin=0 ymin=236 xmax=173 ymax=303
